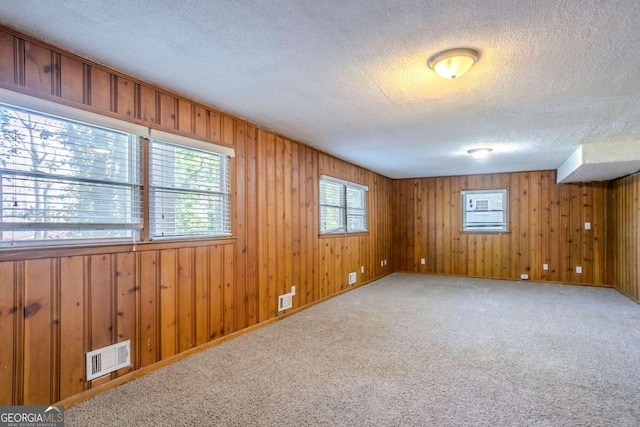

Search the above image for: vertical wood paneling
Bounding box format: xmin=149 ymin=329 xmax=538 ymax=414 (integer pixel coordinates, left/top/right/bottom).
xmin=234 ymin=124 xmax=247 ymax=329
xmin=194 ymin=106 xmax=208 ymax=139
xmin=210 ymin=112 xmax=221 ymax=142
xmin=89 ymin=255 xmax=113 ymax=388
xmin=178 ymin=100 xmax=192 ymax=134
xmin=24 ymin=41 xmax=53 ymax=95
xmin=223 ymin=244 xmax=235 ymax=335
xmin=0 ymin=31 xmax=14 ymax=84
xmin=116 ymin=77 xmax=135 ymax=118
xmin=393 ymin=171 xmax=609 ymax=285
xmin=139 ymin=251 xmax=158 ymax=367
xmin=257 ymin=130 xmax=269 ymax=323
xmin=115 ymin=253 xmax=136 ymax=375
xmin=60 ymin=56 xmax=84 ymax=104
xmin=208 ymin=245 xmax=223 ymax=340
xmin=59 ymin=256 xmax=86 ymax=400
xmin=317 ymin=153 xmax=393 ymax=295
xmin=159 ymin=93 xmax=176 ymax=130
xmin=159 ymin=250 xmax=177 ymax=359
xmin=194 ymin=247 xmax=209 ymax=347
xmin=139 ymin=86 xmax=157 ymax=124
xmin=0 ymin=262 xmax=16 ymax=404
xmin=23 ymin=259 xmax=55 ymax=404
xmin=177 ymin=248 xmax=194 ymax=353
xmin=88 ymin=67 xmax=111 ymax=112
xmin=611 ymin=172 xmax=640 ymax=301
xmin=0 ymin=25 xmax=395 ymax=407
xmin=245 ymin=126 xmax=259 ymax=325
xmin=266 ymin=133 xmax=277 ymax=317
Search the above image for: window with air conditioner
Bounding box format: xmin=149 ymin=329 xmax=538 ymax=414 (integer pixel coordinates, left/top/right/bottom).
xmin=462 ymin=189 xmax=508 ymax=232
xmin=319 ymin=175 xmax=367 ymax=234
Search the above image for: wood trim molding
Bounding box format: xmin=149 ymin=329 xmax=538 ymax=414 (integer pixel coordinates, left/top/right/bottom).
xmin=54 ymin=273 xmax=391 ymax=408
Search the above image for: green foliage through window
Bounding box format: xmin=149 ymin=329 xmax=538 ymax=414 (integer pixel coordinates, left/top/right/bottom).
xmin=0 ymin=103 xmax=141 ymax=245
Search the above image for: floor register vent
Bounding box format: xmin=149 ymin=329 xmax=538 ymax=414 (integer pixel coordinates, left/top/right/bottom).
xmin=86 ymin=340 xmax=131 ymax=381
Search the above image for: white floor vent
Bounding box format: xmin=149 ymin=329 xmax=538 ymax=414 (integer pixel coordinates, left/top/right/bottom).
xmin=278 ymin=293 xmax=293 ymax=311
xmin=86 ymin=340 xmax=131 ymax=381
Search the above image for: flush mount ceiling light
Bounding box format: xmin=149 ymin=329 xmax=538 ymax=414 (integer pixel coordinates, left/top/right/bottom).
xmin=468 ymin=148 xmax=492 ymax=159
xmin=427 ymin=48 xmax=480 ymax=79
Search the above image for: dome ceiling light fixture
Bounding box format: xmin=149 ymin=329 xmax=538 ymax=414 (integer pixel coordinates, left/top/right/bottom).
xmin=427 ymin=48 xmax=480 ymax=79
xmin=468 ymin=148 xmax=492 ymax=159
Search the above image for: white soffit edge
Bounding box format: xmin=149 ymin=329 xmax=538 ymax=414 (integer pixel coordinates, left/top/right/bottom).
xmin=557 ymin=138 xmax=640 ymax=183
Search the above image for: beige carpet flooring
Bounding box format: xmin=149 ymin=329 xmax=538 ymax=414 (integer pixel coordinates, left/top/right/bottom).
xmin=66 ymin=273 xmax=640 ymax=426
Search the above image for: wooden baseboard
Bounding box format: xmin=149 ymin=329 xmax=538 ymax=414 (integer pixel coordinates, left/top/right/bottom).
xmin=392 ymin=270 xmax=613 ymax=288
xmin=55 ymin=272 xmax=392 ymax=408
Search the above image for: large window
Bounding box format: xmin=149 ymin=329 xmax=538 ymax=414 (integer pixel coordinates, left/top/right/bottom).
xmin=0 ymin=91 xmax=234 ymax=248
xmin=149 ymin=139 xmax=231 ymax=239
xmin=462 ymin=189 xmax=508 ymax=232
xmin=0 ymin=102 xmax=141 ymax=246
xmin=319 ymin=175 xmax=367 ymax=234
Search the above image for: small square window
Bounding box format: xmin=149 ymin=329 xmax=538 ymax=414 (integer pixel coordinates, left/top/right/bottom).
xmin=319 ymin=175 xmax=367 ymax=234
xmin=462 ymin=189 xmax=508 ymax=232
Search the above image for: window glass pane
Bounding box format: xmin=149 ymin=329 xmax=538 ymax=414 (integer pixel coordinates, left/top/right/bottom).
xmin=346 ymin=187 xmax=364 ymax=209
xmin=320 ymin=206 xmax=345 ymax=233
xmin=319 ymin=177 xmax=367 ymax=234
xmin=149 ymin=139 xmax=230 ymax=239
xmin=0 ymin=103 xmax=141 ymax=245
xmin=347 ymin=212 xmax=366 ymax=232
xmin=320 ymin=180 xmax=344 ymax=207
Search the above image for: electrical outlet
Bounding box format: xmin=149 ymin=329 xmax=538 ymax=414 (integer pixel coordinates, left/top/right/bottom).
xmin=521 ymin=274 xmax=529 ymax=280
xmin=291 ymin=286 xmax=296 ymax=295
xmin=584 ymin=222 xmax=591 ymax=230
xmin=384 ymin=259 xmax=387 ymax=266
xmin=576 ymin=266 xmax=582 ymax=274
xmin=543 ymin=263 xmax=548 ymax=271
xmin=421 ymin=258 xmax=426 ymax=265
xmin=361 ymin=266 xmax=364 ymax=274
xmin=381 ymin=260 xmax=384 ymax=267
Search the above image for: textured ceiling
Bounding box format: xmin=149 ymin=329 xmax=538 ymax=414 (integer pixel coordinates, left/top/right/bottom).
xmin=1 ymin=0 xmax=640 ymax=179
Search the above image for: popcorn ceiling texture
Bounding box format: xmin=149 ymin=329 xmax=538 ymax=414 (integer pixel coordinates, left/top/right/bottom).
xmin=1 ymin=0 xmax=640 ymax=178
xmin=65 ymin=274 xmax=640 ymax=426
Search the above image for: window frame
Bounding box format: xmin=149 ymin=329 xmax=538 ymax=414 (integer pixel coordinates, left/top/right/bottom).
xmin=0 ymin=89 xmax=235 ymax=251
xmin=319 ymin=175 xmax=368 ymax=235
xmin=461 ymin=188 xmax=508 ymax=233
xmin=147 ymin=137 xmax=232 ymax=240
xmin=0 ymin=99 xmax=144 ymax=248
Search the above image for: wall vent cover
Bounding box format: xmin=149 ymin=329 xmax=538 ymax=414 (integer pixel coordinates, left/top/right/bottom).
xmin=348 ymin=272 xmax=357 ymax=285
xmin=278 ymin=294 xmax=293 ymax=311
xmin=86 ymin=340 xmax=131 ymax=381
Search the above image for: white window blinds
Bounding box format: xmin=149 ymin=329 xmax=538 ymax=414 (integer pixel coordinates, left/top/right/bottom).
xmin=149 ymin=139 xmax=231 ymax=239
xmin=0 ymin=102 xmax=142 ymax=245
xmin=319 ymin=175 xmax=367 ymax=234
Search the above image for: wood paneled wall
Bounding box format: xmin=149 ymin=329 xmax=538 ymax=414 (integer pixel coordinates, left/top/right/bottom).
xmin=317 ymin=154 xmax=394 ymax=298
xmin=609 ymin=172 xmax=640 ymax=301
xmin=392 ymin=171 xmax=610 ymax=285
xmin=0 ymin=26 xmax=393 ymax=405
xmin=1 ymin=24 xmax=637 ymax=408
xmin=0 ymin=243 xmax=235 ymax=404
